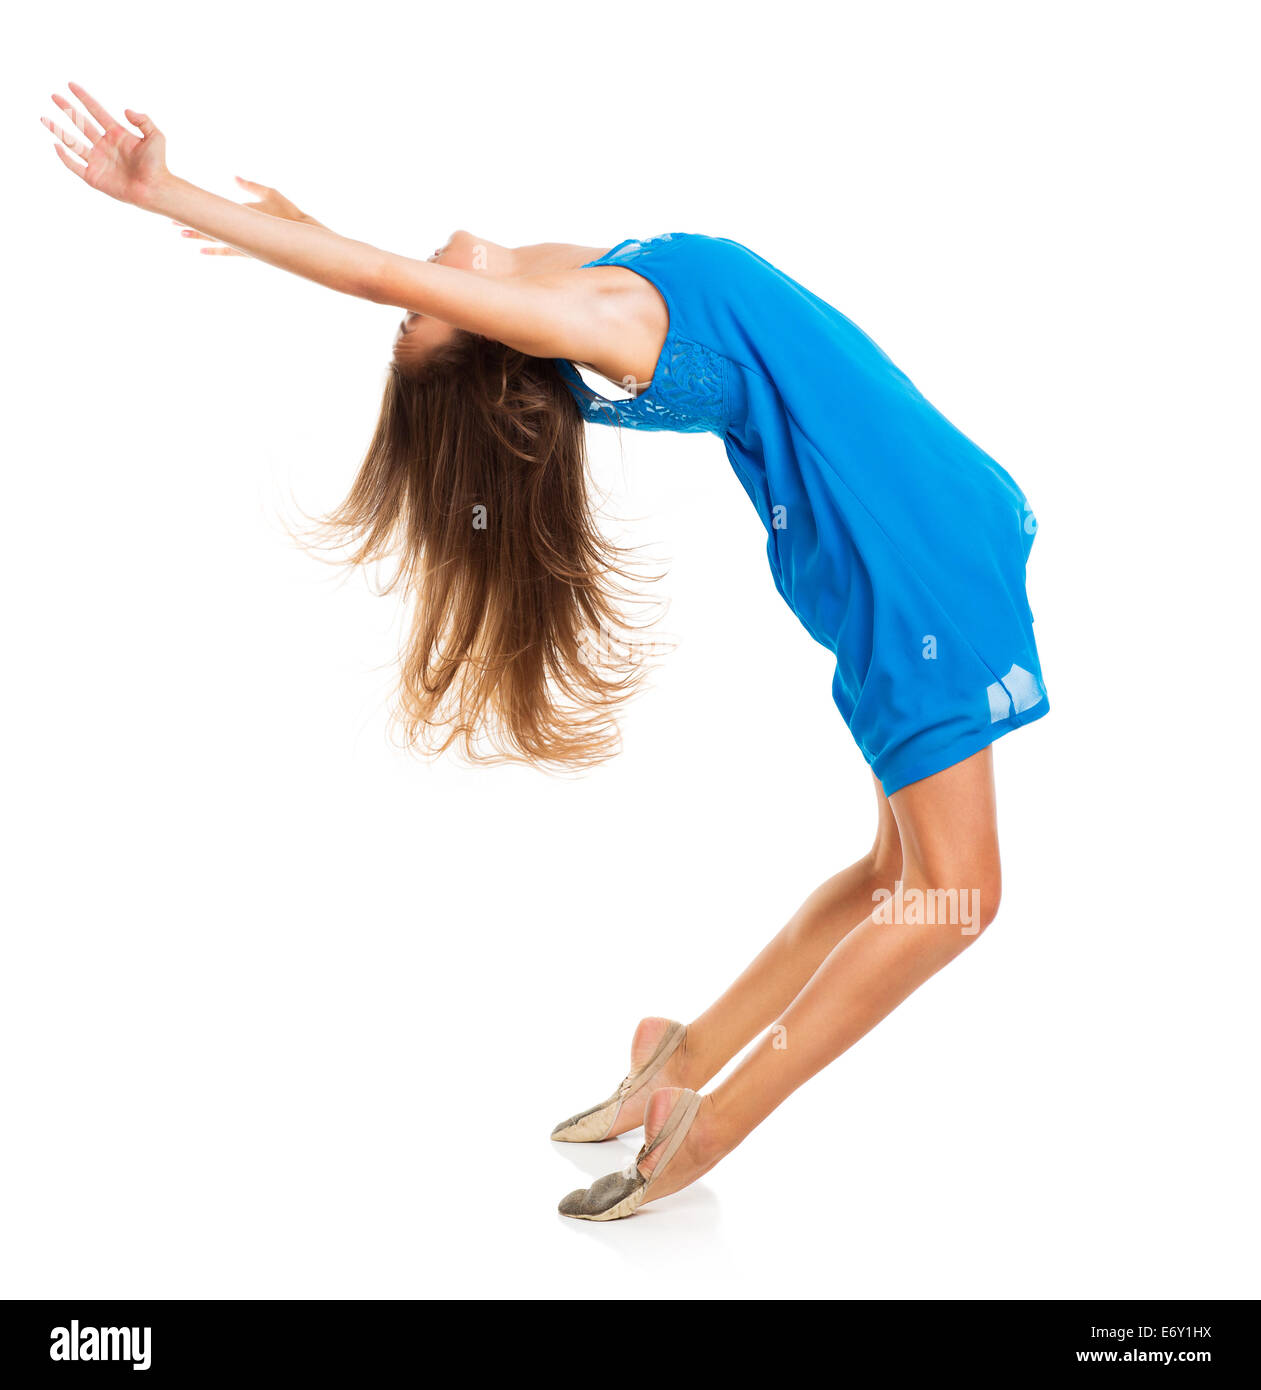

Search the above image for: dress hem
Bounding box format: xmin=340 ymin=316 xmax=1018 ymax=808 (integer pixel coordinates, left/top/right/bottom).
xmin=873 ymin=697 xmax=1051 ymax=797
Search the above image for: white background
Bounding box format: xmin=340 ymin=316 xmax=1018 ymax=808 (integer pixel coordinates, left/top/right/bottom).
xmin=3 ymin=1 xmax=1257 ymax=1299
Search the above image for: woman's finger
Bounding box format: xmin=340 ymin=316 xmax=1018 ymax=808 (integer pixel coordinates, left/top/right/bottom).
xmin=41 ymin=116 xmax=92 ymax=161
xmin=124 ymin=109 xmax=160 ymax=139
xmin=235 ymin=177 xmax=271 ymax=195
xmin=51 ymin=92 xmax=102 ymax=143
xmin=66 ymin=82 xmax=121 ymax=133
xmin=167 ymin=220 xmax=243 ymax=255
xmin=51 ymin=142 xmax=87 ymax=178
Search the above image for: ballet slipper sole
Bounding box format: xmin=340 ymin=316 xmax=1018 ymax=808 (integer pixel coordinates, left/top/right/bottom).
xmin=558 ymin=1089 xmax=702 ymax=1221
xmin=562 ymin=1179 xmax=649 ymax=1223
xmin=550 ymin=1021 xmax=686 ymax=1143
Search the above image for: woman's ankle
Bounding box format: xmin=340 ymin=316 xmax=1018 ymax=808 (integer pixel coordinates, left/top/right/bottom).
xmin=673 ymin=1023 xmax=725 ymax=1091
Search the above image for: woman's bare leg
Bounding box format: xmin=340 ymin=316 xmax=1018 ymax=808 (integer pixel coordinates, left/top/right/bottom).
xmin=602 ymin=776 xmax=902 ymax=1136
xmin=680 ymin=773 xmax=903 ymax=1085
xmin=637 ymin=747 xmax=1002 ymax=1202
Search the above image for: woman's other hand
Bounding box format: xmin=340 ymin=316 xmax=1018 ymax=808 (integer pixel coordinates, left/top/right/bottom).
xmin=173 ymin=178 xmax=325 ymax=256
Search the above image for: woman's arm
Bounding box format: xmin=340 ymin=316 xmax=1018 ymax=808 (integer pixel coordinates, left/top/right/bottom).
xmin=151 ymin=173 xmax=393 ymax=300
xmin=176 ymin=177 xmax=328 ymax=256
xmin=42 ymin=86 xmax=653 ymax=369
xmin=154 ymin=176 xmax=619 ymax=359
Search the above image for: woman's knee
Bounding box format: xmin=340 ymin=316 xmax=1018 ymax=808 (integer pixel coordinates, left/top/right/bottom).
xmin=902 ymin=851 xmax=1002 ymax=942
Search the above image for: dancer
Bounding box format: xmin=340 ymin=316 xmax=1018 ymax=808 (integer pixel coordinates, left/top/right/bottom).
xmin=43 ymin=86 xmax=1049 ymax=1220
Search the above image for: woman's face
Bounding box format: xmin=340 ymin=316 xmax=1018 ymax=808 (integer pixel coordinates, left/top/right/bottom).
xmin=392 ymin=230 xmax=496 ymax=365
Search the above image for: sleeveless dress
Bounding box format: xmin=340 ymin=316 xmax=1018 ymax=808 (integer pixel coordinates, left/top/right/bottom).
xmin=554 ymin=234 xmax=1048 ymax=795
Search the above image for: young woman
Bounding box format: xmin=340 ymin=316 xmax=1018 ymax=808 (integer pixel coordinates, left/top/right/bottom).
xmin=44 ymin=86 xmax=1049 ymax=1222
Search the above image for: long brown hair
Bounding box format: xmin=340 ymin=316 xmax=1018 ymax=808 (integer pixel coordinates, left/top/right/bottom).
xmin=313 ymin=332 xmax=658 ymax=770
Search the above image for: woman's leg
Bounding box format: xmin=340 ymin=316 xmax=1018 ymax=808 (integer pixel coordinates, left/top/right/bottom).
xmin=602 ymin=775 xmax=903 ymax=1136
xmin=638 ymin=747 xmax=1002 ymax=1202
xmin=680 ymin=772 xmax=903 ymax=1084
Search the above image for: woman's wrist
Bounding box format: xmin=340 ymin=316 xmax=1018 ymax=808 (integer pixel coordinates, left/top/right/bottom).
xmin=136 ymin=170 xmax=186 ymax=217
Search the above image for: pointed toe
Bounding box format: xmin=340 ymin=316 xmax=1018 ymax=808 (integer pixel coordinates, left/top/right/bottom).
xmin=556 ymin=1089 xmax=702 ymax=1222
xmin=551 ymin=1100 xmax=618 ymax=1142
xmin=549 ymin=1021 xmax=686 ymax=1143
xmin=557 ymin=1187 xmax=588 ymax=1217
xmin=557 ymin=1168 xmax=644 ymax=1221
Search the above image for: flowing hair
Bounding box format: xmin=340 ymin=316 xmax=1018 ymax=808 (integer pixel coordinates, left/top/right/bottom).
xmin=311 ymin=331 xmax=659 ymax=770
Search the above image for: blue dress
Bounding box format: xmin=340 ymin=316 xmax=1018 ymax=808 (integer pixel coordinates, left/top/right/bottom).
xmin=555 ymin=234 xmax=1048 ymax=795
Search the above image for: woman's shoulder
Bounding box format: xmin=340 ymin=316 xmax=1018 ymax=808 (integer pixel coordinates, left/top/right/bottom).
xmin=587 ymin=232 xmax=748 ymax=265
xmin=584 ymin=235 xmax=765 ymax=306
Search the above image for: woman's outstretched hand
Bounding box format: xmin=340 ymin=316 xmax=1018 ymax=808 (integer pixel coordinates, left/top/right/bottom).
xmin=42 ymin=83 xmax=169 ymax=208
xmin=173 ymin=178 xmax=325 ymax=256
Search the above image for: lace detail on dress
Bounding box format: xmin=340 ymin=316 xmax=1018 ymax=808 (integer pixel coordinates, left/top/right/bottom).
xmin=558 ymin=335 xmax=728 ymax=436
xmin=601 ymin=232 xmax=674 ymax=262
